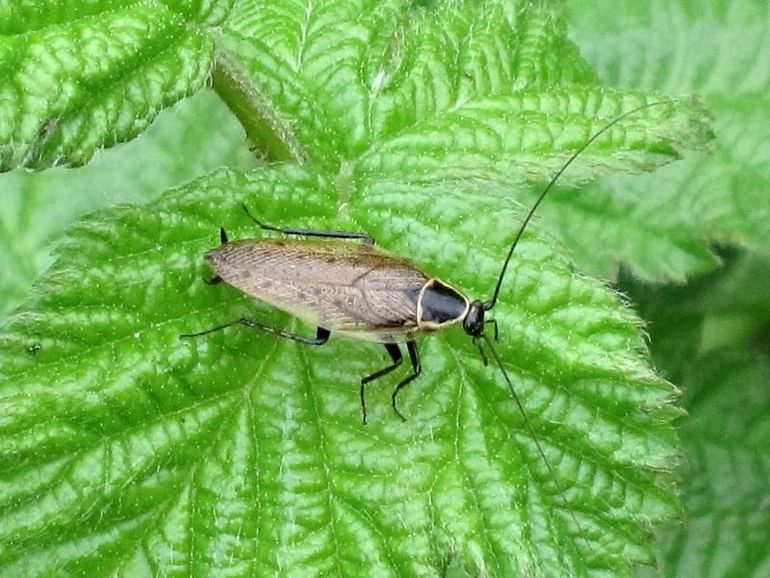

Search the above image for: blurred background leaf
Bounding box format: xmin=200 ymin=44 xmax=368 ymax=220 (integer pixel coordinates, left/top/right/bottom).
xmin=0 ymin=90 xmax=250 ymax=319
xmin=566 ymin=0 xmax=770 ymax=575
xmin=563 ymin=0 xmax=770 ymax=283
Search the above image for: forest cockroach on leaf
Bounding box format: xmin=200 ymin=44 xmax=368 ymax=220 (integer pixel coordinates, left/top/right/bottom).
xmin=182 ymin=101 xmax=672 ymax=536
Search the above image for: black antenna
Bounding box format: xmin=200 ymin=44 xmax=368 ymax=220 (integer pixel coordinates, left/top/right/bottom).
xmin=482 ymin=333 xmax=590 ymax=547
xmin=484 ymin=100 xmax=672 ymax=310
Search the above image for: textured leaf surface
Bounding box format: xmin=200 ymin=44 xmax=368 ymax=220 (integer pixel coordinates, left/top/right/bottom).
xmin=564 ymin=0 xmax=770 ymax=282
xmin=0 ymin=1 xmax=718 ymax=577
xmin=0 ymin=0 xmax=230 ymax=170
xmin=1 ymin=167 xmax=683 ymax=577
xmin=220 ymin=0 xmax=711 ymax=183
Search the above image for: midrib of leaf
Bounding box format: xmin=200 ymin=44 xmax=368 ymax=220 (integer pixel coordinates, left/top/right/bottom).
xmin=440 ymin=343 xmax=531 ymax=574
xmin=296 ymin=342 xmax=348 ymax=577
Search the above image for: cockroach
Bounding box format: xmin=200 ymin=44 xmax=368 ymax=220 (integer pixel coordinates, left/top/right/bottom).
xmin=182 ymin=102 xmax=671 ymax=537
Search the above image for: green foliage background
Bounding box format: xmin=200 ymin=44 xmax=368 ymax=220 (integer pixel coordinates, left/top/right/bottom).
xmin=0 ymin=0 xmax=767 ymax=576
xmin=568 ymin=2 xmax=770 ymax=576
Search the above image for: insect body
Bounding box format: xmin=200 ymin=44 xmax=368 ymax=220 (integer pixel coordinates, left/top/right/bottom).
xmin=207 ymin=236 xmax=470 ymax=343
xmin=185 ymin=215 xmax=478 ymax=424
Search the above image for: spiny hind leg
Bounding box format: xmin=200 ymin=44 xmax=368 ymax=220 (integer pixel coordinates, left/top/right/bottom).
xmin=359 ymin=343 xmax=403 ymax=425
xmin=181 ymin=320 xmax=331 ymax=346
xmin=390 ymin=340 xmax=421 ymax=422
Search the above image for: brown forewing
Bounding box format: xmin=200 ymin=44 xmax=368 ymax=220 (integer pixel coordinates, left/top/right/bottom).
xmin=205 ymin=238 xmax=429 ymax=342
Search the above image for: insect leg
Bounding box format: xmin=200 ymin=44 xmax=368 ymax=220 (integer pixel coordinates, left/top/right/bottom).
xmin=390 ymin=340 xmax=422 ymax=422
xmin=238 ymin=320 xmax=331 ymax=345
xmin=181 ymin=319 xmax=331 ymax=346
xmin=201 ymin=229 xmax=228 ymax=283
xmin=180 ymin=319 xmax=242 ymax=338
xmin=360 ymin=343 xmax=403 ymax=425
xmin=242 ymin=204 xmax=375 ymax=245
xmin=473 ymin=337 xmax=489 ymax=366
xmin=485 ymin=319 xmax=499 ymax=341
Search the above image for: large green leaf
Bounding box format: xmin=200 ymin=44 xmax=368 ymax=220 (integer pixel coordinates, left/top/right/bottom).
xmin=2 ymin=166 xmax=684 ymax=577
xmin=0 ymin=1 xmax=717 ymax=576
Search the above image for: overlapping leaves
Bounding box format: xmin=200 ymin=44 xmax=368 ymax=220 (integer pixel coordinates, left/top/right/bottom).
xmin=0 ymin=0 xmax=716 ymax=576
xmin=565 ymin=0 xmax=770 ymax=281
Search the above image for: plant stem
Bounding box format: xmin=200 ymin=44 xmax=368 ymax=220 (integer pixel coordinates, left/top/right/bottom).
xmin=211 ymin=48 xmax=304 ymax=163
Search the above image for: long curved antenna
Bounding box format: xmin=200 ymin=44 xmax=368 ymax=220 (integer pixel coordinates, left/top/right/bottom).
xmin=482 ymin=333 xmax=590 ymax=549
xmin=484 ymin=100 xmax=672 ymax=310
